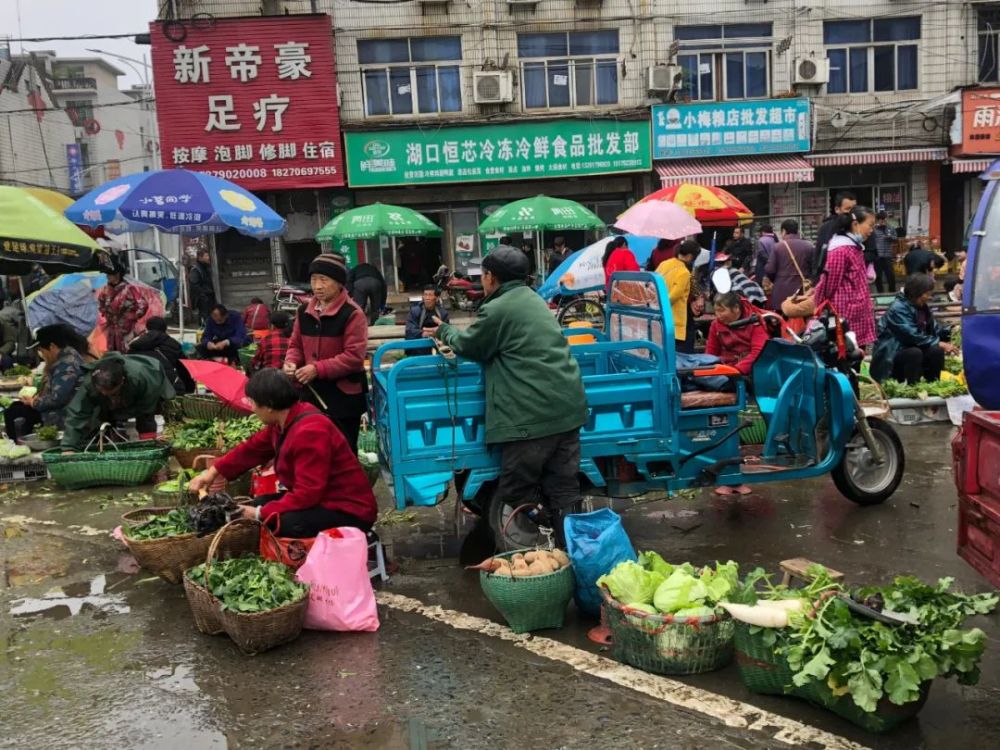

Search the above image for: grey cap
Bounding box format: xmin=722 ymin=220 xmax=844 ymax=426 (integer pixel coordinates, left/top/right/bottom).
xmin=482 ymin=244 xmax=530 ymax=282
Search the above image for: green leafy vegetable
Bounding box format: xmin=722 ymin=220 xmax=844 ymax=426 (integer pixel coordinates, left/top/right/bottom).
xmin=653 ymin=568 xmax=709 ymax=613
xmin=944 ymin=357 xmax=964 ymax=376
xmin=881 ymin=378 xmax=968 ymax=399
xmin=597 ymin=561 xmax=664 ymax=606
xmin=124 ymin=508 xmax=193 ymax=540
xmin=35 ymin=426 xmax=59 ymax=441
xmin=187 ymin=556 xmax=308 ymax=613
xmin=166 ymin=416 xmax=262 ymax=450
xmin=638 ymin=550 xmax=673 ymax=578
xmin=3 ymin=365 xmax=32 ymax=377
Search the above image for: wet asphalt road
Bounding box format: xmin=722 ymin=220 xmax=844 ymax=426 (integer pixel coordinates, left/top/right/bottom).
xmin=1 ymin=423 xmax=998 ymax=749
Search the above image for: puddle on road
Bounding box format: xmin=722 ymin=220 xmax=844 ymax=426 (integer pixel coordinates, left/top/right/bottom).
xmin=9 ymin=573 xmax=129 ymax=618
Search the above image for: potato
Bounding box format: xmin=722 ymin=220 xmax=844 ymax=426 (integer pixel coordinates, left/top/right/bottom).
xmin=524 ymin=551 xmax=541 ymax=563
xmin=512 ymin=553 xmax=525 ymax=564
xmin=546 ymin=557 xmax=562 ymax=573
xmin=527 ymin=560 xmax=550 ymax=576
xmin=551 ymin=549 xmax=570 ymax=567
xmin=511 ymin=564 xmax=532 ymax=577
xmin=492 ymin=560 xmax=513 ymax=577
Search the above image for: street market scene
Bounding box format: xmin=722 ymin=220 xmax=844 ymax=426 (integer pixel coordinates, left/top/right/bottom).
xmin=3 ymin=1 xmax=1000 ymax=749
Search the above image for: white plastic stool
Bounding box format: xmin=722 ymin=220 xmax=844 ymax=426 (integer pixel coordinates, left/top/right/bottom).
xmin=368 ymin=533 xmax=389 ymax=582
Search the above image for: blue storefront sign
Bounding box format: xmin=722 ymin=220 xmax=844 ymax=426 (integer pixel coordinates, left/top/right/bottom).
xmin=66 ymin=143 xmax=84 ymax=194
xmin=651 ymin=98 xmax=811 ymax=160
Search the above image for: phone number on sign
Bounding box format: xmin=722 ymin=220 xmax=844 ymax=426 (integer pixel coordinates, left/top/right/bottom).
xmin=204 ymin=166 xmax=339 ymax=180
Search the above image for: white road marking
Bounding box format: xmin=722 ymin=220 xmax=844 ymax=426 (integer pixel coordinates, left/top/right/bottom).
xmin=377 ymin=592 xmax=871 ymax=750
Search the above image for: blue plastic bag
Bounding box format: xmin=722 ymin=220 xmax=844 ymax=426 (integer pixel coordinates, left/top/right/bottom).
xmin=564 ymin=509 xmax=637 ymax=618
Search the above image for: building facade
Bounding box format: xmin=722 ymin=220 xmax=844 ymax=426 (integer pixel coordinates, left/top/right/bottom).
xmin=161 ymin=0 xmax=1000 ymax=295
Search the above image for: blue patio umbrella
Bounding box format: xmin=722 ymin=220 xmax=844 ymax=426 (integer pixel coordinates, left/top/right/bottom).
xmin=64 ymin=169 xmax=286 ymax=238
xmin=536 ymin=235 xmax=659 ymax=301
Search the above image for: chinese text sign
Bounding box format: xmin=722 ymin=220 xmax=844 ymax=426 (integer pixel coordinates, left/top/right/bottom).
xmin=150 ymin=14 xmax=344 ymax=190
xmin=651 ymin=99 xmax=810 ymax=160
xmin=344 ymin=120 xmax=651 ymax=188
xmin=960 ymin=89 xmax=1000 ymax=155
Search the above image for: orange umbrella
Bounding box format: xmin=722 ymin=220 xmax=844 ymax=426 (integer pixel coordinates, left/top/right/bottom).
xmin=641 ymin=183 xmax=753 ymax=227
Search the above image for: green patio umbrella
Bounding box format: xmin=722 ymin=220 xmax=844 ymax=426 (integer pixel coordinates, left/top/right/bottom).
xmin=316 ymin=202 xmax=443 ymax=241
xmin=0 ymin=186 xmax=99 ymax=275
xmin=478 ymin=195 xmax=605 ymax=234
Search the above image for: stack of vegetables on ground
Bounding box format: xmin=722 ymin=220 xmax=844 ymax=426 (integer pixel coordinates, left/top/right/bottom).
xmin=729 ymin=565 xmax=998 ymax=724
xmin=598 ymin=552 xmax=739 ymax=619
xmin=187 ymin=556 xmax=308 ymax=613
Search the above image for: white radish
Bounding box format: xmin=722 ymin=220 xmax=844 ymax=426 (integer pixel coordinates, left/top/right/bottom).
xmin=757 ymin=599 xmax=804 ymax=612
xmin=720 ymin=602 xmax=789 ymax=628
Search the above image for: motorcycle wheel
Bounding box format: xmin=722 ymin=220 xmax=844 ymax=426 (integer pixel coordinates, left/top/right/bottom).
xmin=831 ymin=417 xmax=904 ymax=506
xmin=488 ymin=495 xmax=547 ymax=551
xmin=557 ymin=297 xmax=606 ymax=332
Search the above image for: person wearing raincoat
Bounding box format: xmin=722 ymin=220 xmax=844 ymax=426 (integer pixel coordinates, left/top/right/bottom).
xmin=97 ymin=259 xmax=149 ymax=353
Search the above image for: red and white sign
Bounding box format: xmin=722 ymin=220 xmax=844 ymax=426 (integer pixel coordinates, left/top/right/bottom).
xmin=150 ymin=14 xmax=344 ymax=190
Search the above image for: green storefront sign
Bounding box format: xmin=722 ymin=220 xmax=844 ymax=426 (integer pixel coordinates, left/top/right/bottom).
xmin=344 ymin=120 xmax=651 ymax=188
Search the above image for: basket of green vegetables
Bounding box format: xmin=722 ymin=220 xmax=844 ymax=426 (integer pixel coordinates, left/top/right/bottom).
xmin=23 ymin=425 xmax=60 ymax=452
xmin=184 ymin=519 xmax=309 ymax=654
xmin=121 ymin=507 xmax=213 ymax=584
xmin=728 ymin=566 xmax=999 ymax=733
xmin=168 ymin=416 xmax=261 ymax=468
xmin=598 ymin=553 xmax=737 ymax=675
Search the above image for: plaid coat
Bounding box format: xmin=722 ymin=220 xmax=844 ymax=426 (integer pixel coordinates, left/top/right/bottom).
xmin=813 ymin=235 xmax=877 ymax=346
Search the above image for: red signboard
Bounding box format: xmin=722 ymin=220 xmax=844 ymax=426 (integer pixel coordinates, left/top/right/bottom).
xmin=150 ymin=14 xmax=344 ymax=190
xmin=959 ymin=88 xmax=1000 ymax=156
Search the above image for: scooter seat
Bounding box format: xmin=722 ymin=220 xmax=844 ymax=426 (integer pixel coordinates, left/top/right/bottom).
xmin=680 ymin=391 xmax=738 ymax=409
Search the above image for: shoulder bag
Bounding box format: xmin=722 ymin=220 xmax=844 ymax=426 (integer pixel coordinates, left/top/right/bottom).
xmin=779 ymin=241 xmax=817 ymax=319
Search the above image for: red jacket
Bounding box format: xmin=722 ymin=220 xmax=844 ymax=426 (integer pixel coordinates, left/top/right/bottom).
xmin=242 ymin=303 xmax=270 ymax=332
xmin=705 ymin=298 xmax=770 ymax=377
xmin=285 ymin=290 xmax=368 ymax=396
xmin=213 ymin=402 xmax=377 ymax=524
xmin=604 ymin=248 xmax=640 ymax=288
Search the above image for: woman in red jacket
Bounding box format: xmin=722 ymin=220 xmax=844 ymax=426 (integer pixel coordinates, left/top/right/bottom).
xmin=602 ymin=235 xmax=640 ymax=289
xmin=705 ymin=292 xmax=770 ymax=377
xmin=189 ymin=368 xmax=377 ymax=537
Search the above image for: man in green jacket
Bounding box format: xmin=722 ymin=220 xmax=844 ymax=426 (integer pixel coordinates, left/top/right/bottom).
xmin=61 ymin=352 xmax=176 ymax=451
xmin=432 ymin=246 xmax=587 ymax=542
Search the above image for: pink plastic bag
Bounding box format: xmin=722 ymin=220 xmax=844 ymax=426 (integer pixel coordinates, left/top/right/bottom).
xmin=295 ymin=527 xmax=379 ymax=632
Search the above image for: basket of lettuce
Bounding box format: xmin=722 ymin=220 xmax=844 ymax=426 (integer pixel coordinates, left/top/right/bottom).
xmin=727 ymin=566 xmax=998 ymax=733
xmin=597 ymin=552 xmax=737 ymax=675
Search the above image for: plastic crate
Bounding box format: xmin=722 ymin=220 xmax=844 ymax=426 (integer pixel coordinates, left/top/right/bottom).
xmin=0 ymin=460 xmax=48 ymax=483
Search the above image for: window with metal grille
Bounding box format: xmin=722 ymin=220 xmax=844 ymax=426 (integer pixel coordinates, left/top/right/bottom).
xmin=674 ymin=24 xmax=772 ymax=101
xmin=824 ymin=17 xmax=920 ymax=94
xmin=978 ymin=8 xmax=1000 ymax=83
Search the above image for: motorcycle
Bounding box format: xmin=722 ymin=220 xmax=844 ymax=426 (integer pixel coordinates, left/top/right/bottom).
xmin=272 ymin=281 xmax=312 ymax=313
xmin=432 ymin=265 xmax=485 ymax=312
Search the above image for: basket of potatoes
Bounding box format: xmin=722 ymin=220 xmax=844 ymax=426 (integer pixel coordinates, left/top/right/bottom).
xmin=474 ymin=548 xmax=575 ymax=633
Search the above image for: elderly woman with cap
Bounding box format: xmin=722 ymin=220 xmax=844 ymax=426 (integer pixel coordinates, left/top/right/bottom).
xmin=97 ymin=257 xmax=149 ymax=353
xmin=283 ymin=253 xmax=369 ymax=453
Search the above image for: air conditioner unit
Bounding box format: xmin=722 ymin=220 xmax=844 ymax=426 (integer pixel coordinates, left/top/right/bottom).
xmin=794 ymin=58 xmax=830 ymax=85
xmin=648 ymin=64 xmax=683 ymax=92
xmin=474 ymin=71 xmax=514 ymax=104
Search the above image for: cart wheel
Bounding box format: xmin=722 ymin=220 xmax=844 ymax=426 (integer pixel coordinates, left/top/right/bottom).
xmin=558 ymin=297 xmax=605 ymax=332
xmin=488 ymin=496 xmax=547 ymax=551
xmin=831 ymin=418 xmax=904 ymax=506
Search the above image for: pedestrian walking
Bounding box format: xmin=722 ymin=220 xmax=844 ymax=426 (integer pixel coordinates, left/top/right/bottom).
xmin=655 ymin=240 xmax=699 ymax=352
xmin=284 ymin=253 xmax=369 ymax=453
xmin=870 ymin=274 xmax=958 ymax=384
xmin=764 ymin=219 xmax=816 ymax=313
xmin=188 ymin=249 xmax=216 ymax=326
xmin=428 ymin=246 xmax=587 ymax=545
xmin=546 ymin=236 xmax=572 ymax=277
xmin=348 ymin=261 xmax=387 ymax=325
xmin=814 ymin=191 xmax=857 ymax=282
xmin=867 ymin=212 xmax=899 ymax=293
xmin=812 ymin=207 xmax=878 ymax=348
xmin=98 ymin=259 xmax=149 ymax=353
xmin=753 ymin=225 xmax=778 ymax=283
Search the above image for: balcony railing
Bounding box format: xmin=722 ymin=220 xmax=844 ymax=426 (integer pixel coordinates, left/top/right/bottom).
xmin=52 ymin=76 xmax=97 ymax=91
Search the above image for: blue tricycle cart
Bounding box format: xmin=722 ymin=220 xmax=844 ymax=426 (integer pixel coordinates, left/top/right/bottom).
xmin=371 ymin=273 xmax=904 ymax=547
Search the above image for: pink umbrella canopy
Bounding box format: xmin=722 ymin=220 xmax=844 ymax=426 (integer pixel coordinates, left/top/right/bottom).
xmin=180 ymin=360 xmax=253 ymax=413
xmin=614 ymin=200 xmax=703 ymax=240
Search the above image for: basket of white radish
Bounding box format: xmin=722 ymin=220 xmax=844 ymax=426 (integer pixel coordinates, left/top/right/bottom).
xmin=474 ymin=549 xmax=574 ymax=633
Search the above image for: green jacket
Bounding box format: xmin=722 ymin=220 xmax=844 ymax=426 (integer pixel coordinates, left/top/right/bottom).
xmin=61 ymin=352 xmax=176 ymax=450
xmin=437 ymin=281 xmax=587 ymax=444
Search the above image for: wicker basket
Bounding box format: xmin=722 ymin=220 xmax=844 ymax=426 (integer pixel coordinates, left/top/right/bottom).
xmin=733 ymin=623 xmax=931 ymax=732
xmin=183 ymin=519 xmax=309 ymax=654
xmin=44 ymin=440 xmax=170 ymax=489
xmin=738 ymin=406 xmax=767 ymax=445
xmin=480 ymin=550 xmax=575 ymax=633
xmin=121 ymin=507 xmax=213 ymax=584
xmin=357 ymin=423 xmax=378 ymax=455
xmin=170 ymin=394 xmax=246 ymax=422
xmin=601 ymin=587 xmax=734 ymax=675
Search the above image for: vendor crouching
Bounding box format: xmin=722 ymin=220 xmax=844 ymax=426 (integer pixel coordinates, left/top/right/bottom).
xmin=188 ymin=368 xmax=377 ymax=537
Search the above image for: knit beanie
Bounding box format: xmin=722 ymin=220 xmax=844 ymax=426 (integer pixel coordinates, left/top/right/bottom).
xmin=307 ymin=253 xmax=347 ymax=285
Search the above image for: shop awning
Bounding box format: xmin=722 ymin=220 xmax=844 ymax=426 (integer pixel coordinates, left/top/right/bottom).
xmin=806 ymin=147 xmax=948 ymax=167
xmin=654 ymin=155 xmax=814 ymax=187
xmin=951 ymin=157 xmax=995 ymax=174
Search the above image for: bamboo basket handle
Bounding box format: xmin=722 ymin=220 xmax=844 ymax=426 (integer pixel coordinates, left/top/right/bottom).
xmin=204 ymin=517 xmax=259 ymax=582
xmin=259 ymin=513 xmax=286 ymax=561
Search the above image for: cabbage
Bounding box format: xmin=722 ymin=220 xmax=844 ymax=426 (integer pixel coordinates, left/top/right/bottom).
xmin=638 ymin=550 xmax=673 ymax=578
xmin=625 ymin=602 xmax=658 ymax=614
xmin=673 ymin=605 xmax=717 ymax=619
xmin=653 ymin=569 xmax=708 ymax=613
xmin=597 ymin=561 xmax=664 ymax=605
xmin=701 ymin=560 xmax=740 ymax=603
